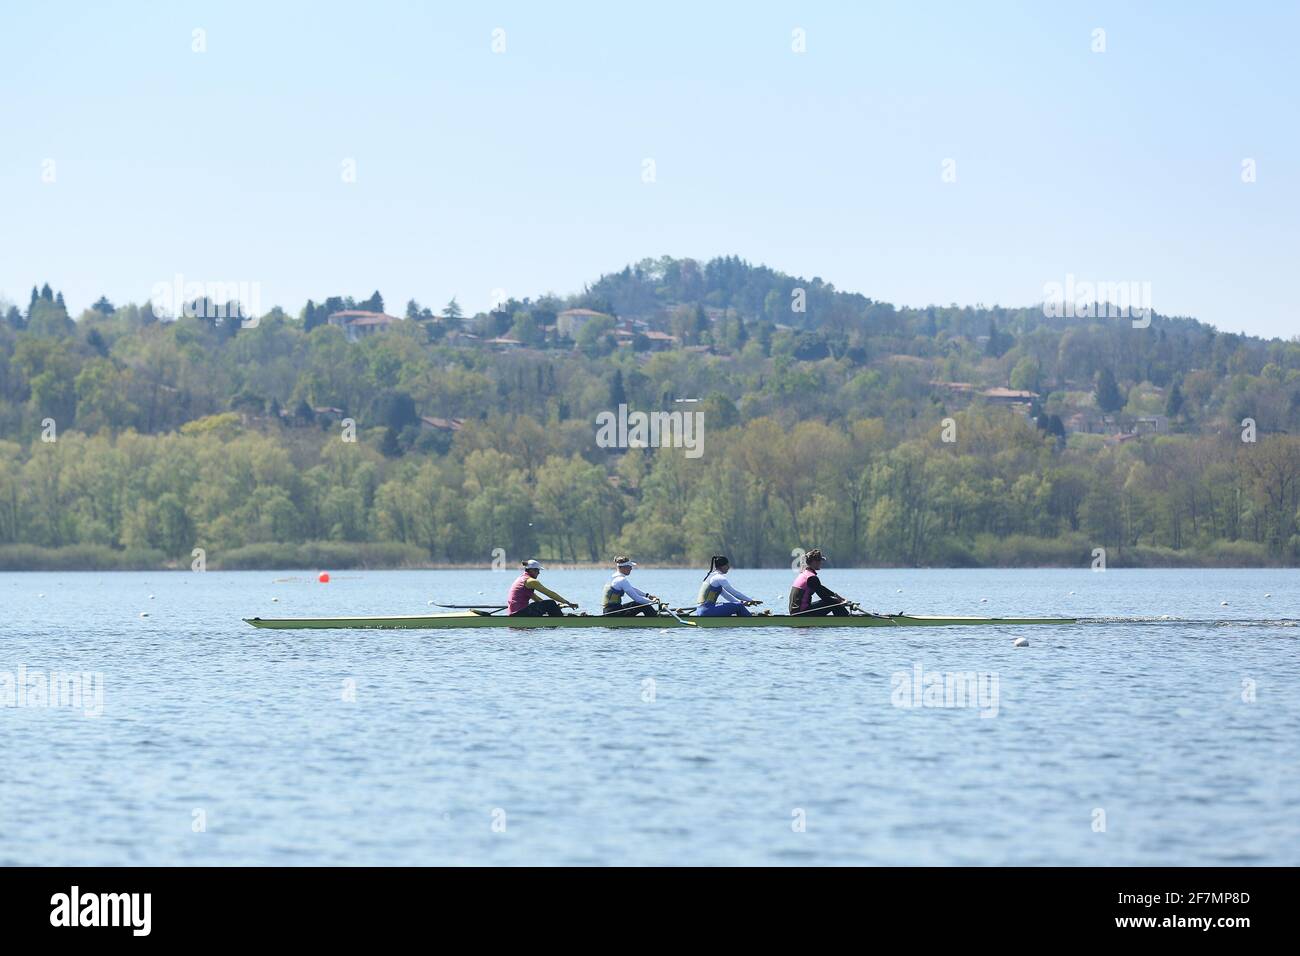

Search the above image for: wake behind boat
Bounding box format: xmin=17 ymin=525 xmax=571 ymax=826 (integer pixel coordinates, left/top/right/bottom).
xmin=243 ymin=610 xmax=1078 ymax=630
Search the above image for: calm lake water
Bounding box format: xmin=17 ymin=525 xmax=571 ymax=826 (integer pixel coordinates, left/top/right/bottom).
xmin=2 ymin=568 xmax=1298 ymax=865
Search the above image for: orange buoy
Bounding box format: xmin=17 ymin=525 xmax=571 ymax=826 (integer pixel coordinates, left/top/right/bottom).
xmin=318 ymin=572 xmax=330 ymax=583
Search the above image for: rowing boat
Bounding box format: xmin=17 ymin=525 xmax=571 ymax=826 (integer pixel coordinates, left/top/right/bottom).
xmin=243 ymin=611 xmax=1077 ymax=630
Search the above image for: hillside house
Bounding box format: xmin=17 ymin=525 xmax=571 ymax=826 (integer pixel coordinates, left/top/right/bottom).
xmin=556 ymin=308 xmax=613 ymax=338
xmin=328 ymin=310 xmax=401 ymax=342
xmin=1134 ymin=415 xmax=1168 ymax=435
xmin=980 ymin=387 xmax=1039 ymax=406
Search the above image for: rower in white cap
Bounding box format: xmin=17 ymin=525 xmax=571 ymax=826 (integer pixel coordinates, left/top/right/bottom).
xmin=601 ymin=556 xmax=660 ymax=616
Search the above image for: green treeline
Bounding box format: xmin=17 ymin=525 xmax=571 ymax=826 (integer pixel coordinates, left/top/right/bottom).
xmin=3 ymin=258 xmax=1300 ymax=569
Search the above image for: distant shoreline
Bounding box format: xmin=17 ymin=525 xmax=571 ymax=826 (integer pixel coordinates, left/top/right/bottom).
xmin=0 ymin=545 xmax=1291 ymax=573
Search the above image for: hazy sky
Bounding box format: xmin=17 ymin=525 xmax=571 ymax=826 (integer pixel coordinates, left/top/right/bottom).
xmin=2 ymin=1 xmax=1296 ymax=336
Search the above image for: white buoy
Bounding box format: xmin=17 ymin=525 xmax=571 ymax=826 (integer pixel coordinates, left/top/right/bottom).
xmin=139 ymin=612 xmax=149 ymax=618
xmin=1221 ymin=601 xmax=1229 ymax=606
xmin=1265 ymin=593 xmax=1271 ymax=598
xmin=896 ymin=588 xmax=903 ymax=593
xmin=1013 ymin=637 xmax=1029 ymax=647
xmin=149 ymin=594 xmax=155 ymax=600
xmin=38 ymin=593 xmax=45 ymax=598
xmin=980 ymin=598 xmax=988 ymax=603
xmin=271 ymin=597 xmax=279 ymax=603
xmin=1069 ymin=591 xmax=1076 ymax=595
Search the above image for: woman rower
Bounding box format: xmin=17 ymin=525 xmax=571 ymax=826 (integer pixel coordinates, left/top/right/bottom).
xmin=788 ymin=548 xmax=849 ymax=616
xmin=507 ymin=559 xmax=578 ymax=617
xmin=694 ymin=555 xmax=761 ymax=617
xmin=602 ymin=556 xmax=660 ymax=616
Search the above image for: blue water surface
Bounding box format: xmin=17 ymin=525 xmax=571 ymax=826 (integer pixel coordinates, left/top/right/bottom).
xmin=2 ymin=568 xmax=1297 ymax=865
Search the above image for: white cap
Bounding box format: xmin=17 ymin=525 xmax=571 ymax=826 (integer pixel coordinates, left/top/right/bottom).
xmin=522 ymin=559 xmax=545 ymax=570
xmin=615 ymin=558 xmax=637 ymax=568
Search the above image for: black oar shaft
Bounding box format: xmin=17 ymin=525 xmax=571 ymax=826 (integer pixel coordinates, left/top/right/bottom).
xmin=790 ymin=600 xmax=856 ymax=617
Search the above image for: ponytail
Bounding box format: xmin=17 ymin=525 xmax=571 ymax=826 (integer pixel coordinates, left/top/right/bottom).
xmin=704 ymin=555 xmax=728 ymax=579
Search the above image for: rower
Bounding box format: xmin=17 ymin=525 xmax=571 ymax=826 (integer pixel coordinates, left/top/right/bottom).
xmin=694 ymin=555 xmax=762 ymax=617
xmin=507 ymin=559 xmax=578 ymax=617
xmin=602 ymin=556 xmax=660 ymax=616
xmin=789 ymin=548 xmax=849 ymax=616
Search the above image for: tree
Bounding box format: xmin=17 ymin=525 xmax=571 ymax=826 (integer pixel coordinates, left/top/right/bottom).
xmin=74 ymin=358 xmax=136 ymax=432
xmin=1165 ymin=382 xmax=1185 ymax=418
xmin=671 ymin=305 xmax=709 ymax=346
xmin=378 ymin=390 xmax=419 ymax=431
xmin=576 ymin=315 xmax=615 ymax=357
xmin=1095 ymin=368 xmax=1124 ymax=413
xmin=359 ymin=290 xmax=385 ymax=314
xmin=29 ymin=369 xmax=78 ymax=425
xmin=609 ymin=369 xmax=627 ymax=408
xmin=508 ymin=312 xmax=538 ymax=343
xmin=303 ymin=300 xmax=325 ymax=332
xmin=986 ymin=318 xmax=1012 ymax=357
xmin=26 ymin=296 xmax=74 ymax=337
xmin=1241 ymin=438 xmax=1300 ymax=556
xmin=1010 ymin=357 xmax=1040 ymax=392
xmin=154 ymin=492 xmax=196 ymax=558
xmin=438 ymin=297 xmax=463 ymax=333
xmin=92 ymin=296 xmax=115 ymax=316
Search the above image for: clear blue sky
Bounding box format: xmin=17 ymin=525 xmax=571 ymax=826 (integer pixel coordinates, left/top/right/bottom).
xmin=1 ymin=1 xmax=1296 ymax=336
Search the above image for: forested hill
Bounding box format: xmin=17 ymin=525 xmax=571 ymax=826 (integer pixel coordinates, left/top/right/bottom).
xmin=2 ymin=256 xmax=1299 ymax=570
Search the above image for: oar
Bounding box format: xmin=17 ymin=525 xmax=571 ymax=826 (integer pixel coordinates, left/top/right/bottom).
xmin=838 ymin=602 xmax=900 ymax=624
xmin=600 ymin=600 xmax=697 ymax=626
xmin=656 ymin=602 xmax=697 ymax=627
xmin=450 ymin=603 xmax=582 ymax=617
xmin=600 ymin=601 xmax=661 ymax=617
xmin=838 ymin=601 xmax=899 ymax=622
xmin=790 ymin=599 xmax=854 ymax=617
